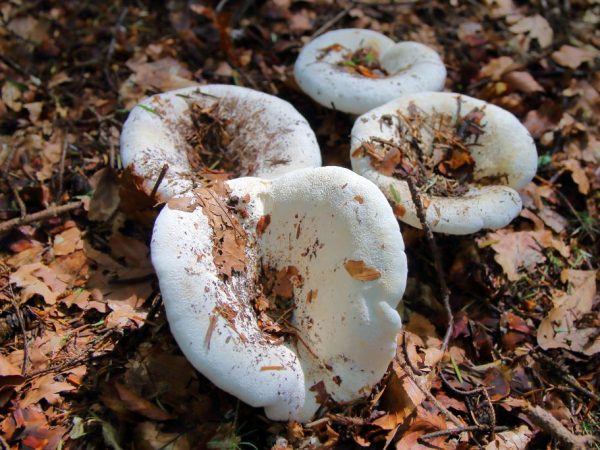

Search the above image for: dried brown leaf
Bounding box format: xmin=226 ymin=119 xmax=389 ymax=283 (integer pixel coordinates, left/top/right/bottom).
xmin=537 ymin=269 xmax=599 ymax=355
xmin=552 ymin=45 xmax=596 ymax=69
xmin=344 ymin=260 xmax=381 ymax=281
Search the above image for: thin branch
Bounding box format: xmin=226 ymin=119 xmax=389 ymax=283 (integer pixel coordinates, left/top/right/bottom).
xmin=418 ymin=425 xmax=508 ymax=443
xmin=0 ymin=201 xmax=83 ymax=234
xmin=104 ymin=7 xmax=128 ymax=92
xmin=398 ymin=358 xmax=463 ymax=428
xmin=533 ymin=352 xmax=600 ymax=403
xmin=56 ymin=128 xmax=69 ymax=202
xmin=8 ymin=290 xmax=28 ymax=375
xmin=405 ymin=176 xmax=453 ymax=354
xmin=311 ymin=4 xmax=353 ymax=38
xmin=150 ymin=164 xmax=169 ymax=200
xmin=8 ymin=178 xmax=26 ymax=219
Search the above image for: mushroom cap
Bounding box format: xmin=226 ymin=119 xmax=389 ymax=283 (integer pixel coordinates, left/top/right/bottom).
xmin=151 ymin=166 xmax=407 ymax=422
xmin=120 ymin=84 xmax=322 ymax=202
xmin=294 ymin=29 xmax=446 ymax=115
xmin=350 ymin=92 xmax=538 ymax=234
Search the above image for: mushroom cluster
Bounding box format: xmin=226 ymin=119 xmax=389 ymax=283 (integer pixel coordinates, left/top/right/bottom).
xmin=122 ymin=26 xmax=537 ymax=425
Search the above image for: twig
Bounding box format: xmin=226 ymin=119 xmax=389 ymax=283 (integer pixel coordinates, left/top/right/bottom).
xmin=7 ymin=290 xmax=28 ymax=375
xmin=0 ymin=200 xmax=83 ymax=234
xmin=405 ymin=176 xmax=453 ymax=354
xmin=104 ymin=7 xmax=128 ymax=92
xmin=1 ymin=145 xmax=17 ymax=175
xmin=311 ymin=4 xmax=353 ymax=38
xmin=305 ymin=417 xmax=331 ymax=428
xmin=150 ymin=164 xmax=169 ymax=199
xmin=533 ymin=352 xmax=600 ymax=403
xmin=526 ymin=403 xmax=596 ymax=450
xmin=402 ymin=330 xmax=425 ymax=376
xmin=0 ymin=54 xmax=42 ymax=86
xmin=8 ymin=178 xmax=26 ymax=219
xmin=418 ymin=425 xmax=508 ymax=443
xmin=398 ymin=358 xmax=463 ymax=428
xmin=56 ymin=128 xmax=69 ymax=202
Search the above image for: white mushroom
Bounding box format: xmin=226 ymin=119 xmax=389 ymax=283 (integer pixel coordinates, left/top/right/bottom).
xmin=151 ymin=166 xmax=407 ymax=422
xmin=294 ymin=29 xmax=446 ymax=115
xmin=350 ymin=92 xmax=538 ymax=235
xmin=120 ymin=84 xmax=322 ymax=202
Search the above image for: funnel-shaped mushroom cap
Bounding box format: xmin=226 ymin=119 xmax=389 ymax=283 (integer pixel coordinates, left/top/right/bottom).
xmin=350 ymin=92 xmax=538 ymax=234
xmin=151 ymin=167 xmax=407 ymax=422
xmin=294 ymin=29 xmax=446 ymax=115
xmin=121 ymin=84 xmax=321 ymax=202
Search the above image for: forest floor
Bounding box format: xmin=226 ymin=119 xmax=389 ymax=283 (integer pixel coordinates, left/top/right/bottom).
xmin=0 ymin=0 xmax=599 ymax=449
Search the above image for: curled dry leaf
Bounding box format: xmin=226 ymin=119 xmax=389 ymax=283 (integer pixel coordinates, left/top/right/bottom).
xmin=344 ymin=259 xmax=381 ymax=281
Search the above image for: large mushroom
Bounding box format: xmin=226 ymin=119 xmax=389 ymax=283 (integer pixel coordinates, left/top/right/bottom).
xmin=120 ymin=84 xmax=322 ymax=202
xmin=294 ymin=29 xmax=446 ymax=115
xmin=350 ymin=92 xmax=538 ymax=234
xmin=151 ymin=166 xmax=407 ymax=422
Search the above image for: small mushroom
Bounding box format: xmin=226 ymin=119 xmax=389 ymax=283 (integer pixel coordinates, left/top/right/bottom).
xmin=151 ymin=166 xmax=407 ymax=422
xmin=121 ymin=84 xmax=322 ymax=201
xmin=294 ymin=29 xmax=446 ymax=115
xmin=350 ymin=92 xmax=538 ymax=234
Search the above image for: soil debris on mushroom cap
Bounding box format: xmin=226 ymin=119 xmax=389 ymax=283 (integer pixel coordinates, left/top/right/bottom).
xmin=185 ymin=101 xmax=237 ymax=176
xmin=319 ymin=43 xmax=388 ymax=78
xmin=352 ymin=98 xmax=508 ymax=197
xmin=252 ymin=263 xmax=303 ymax=346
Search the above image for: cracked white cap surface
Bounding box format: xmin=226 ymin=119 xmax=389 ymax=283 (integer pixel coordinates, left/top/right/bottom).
xmin=121 ymin=84 xmax=322 ymax=202
xmin=294 ymin=29 xmax=446 ymax=114
xmin=151 ymin=167 xmax=407 ymax=422
xmin=350 ymin=92 xmax=538 ymax=234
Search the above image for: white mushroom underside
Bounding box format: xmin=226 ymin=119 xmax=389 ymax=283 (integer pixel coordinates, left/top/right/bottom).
xmin=121 ymin=84 xmax=322 ymax=201
xmin=350 ymin=92 xmax=538 ymax=234
xmin=151 ymin=167 xmax=407 ymax=421
xmin=294 ymin=29 xmax=446 ymax=115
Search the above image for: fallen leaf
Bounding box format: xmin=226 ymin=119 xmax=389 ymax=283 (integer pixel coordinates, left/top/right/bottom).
xmin=53 ymin=226 xmax=83 ymax=256
xmin=120 ymin=57 xmax=197 ymax=109
xmin=552 ymin=45 xmax=596 ymax=69
xmin=88 ymin=168 xmax=121 ymax=222
xmin=344 ymin=260 xmax=381 ymax=281
xmin=503 ymin=71 xmax=544 ymax=93
xmin=562 ymin=159 xmax=590 ymax=194
xmin=480 ymin=56 xmax=518 ymax=80
xmin=10 ymin=262 xmax=68 ymax=304
xmin=21 ymin=373 xmax=75 ymax=407
xmin=508 ymin=15 xmax=553 ymax=49
xmin=114 ymin=383 xmax=172 ymax=421
xmin=7 ymin=16 xmax=49 ymax=44
xmin=538 ymin=269 xmax=599 ymax=355
xmin=2 ymin=82 xmax=22 ymax=112
xmin=485 ymin=425 xmax=532 ymax=449
xmin=483 ymin=229 xmax=569 ymax=281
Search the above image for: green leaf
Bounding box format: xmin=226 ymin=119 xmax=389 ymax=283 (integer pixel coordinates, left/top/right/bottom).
xmin=389 ymin=184 xmax=402 ymax=203
xmin=137 ymin=104 xmax=161 ymax=117
xmin=450 ymin=354 xmax=464 ymax=384
xmin=538 ymin=154 xmax=551 ymax=167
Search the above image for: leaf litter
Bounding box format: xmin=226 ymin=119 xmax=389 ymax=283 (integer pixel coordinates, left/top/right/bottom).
xmin=0 ymin=0 xmax=599 ymax=449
